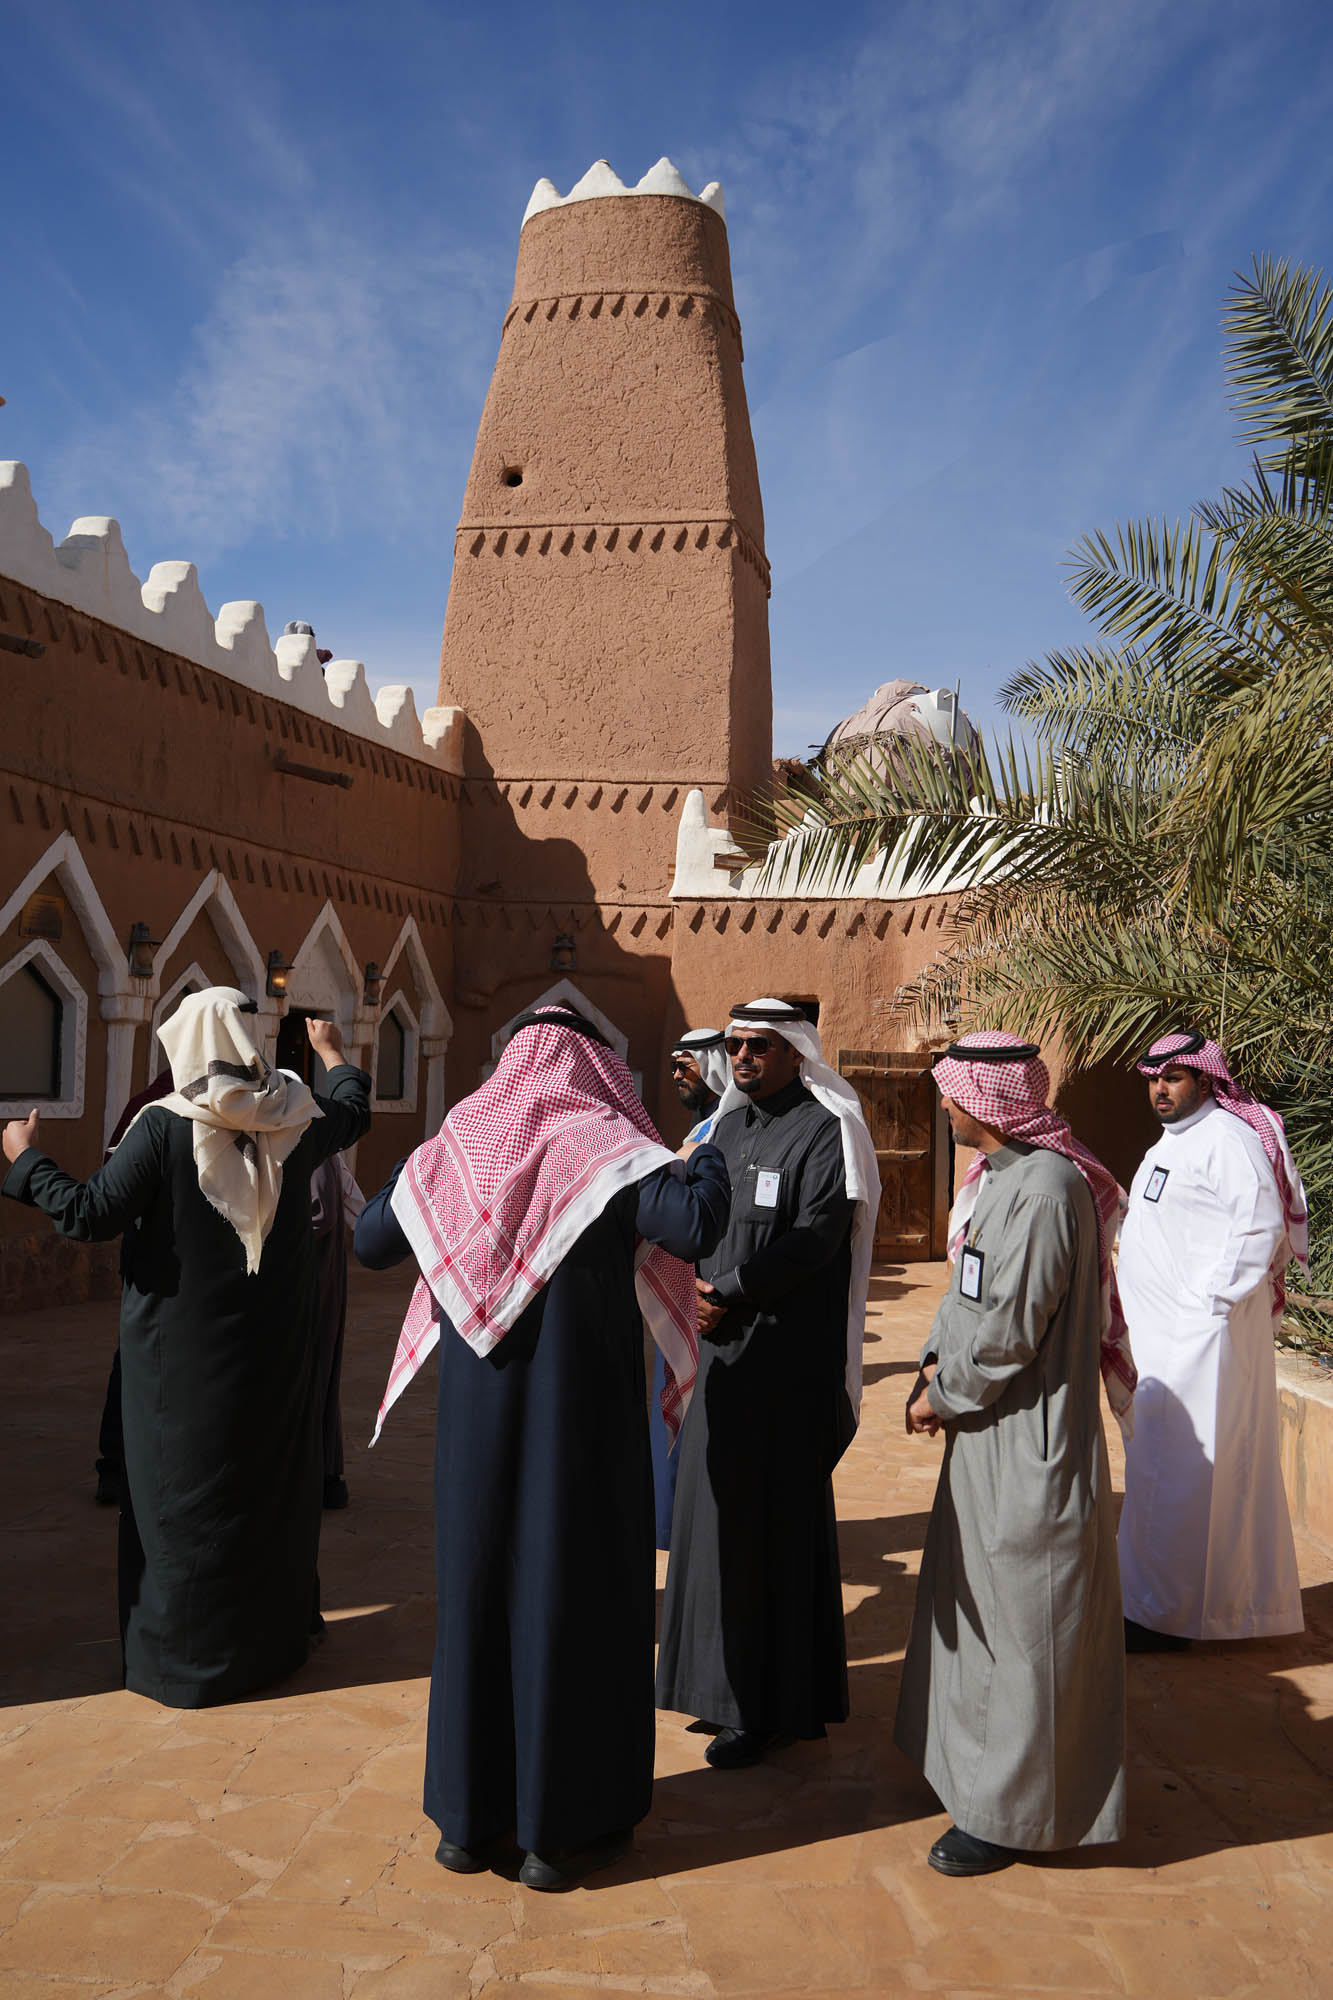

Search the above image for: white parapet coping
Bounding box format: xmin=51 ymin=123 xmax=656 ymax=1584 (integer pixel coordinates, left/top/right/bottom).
xmin=0 ymin=462 xmax=463 ymax=774
xmin=670 ymin=787 xmax=980 ymax=903
xmin=522 ymin=157 xmax=725 ymax=227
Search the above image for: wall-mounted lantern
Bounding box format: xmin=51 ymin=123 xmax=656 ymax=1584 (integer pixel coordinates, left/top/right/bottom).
xmin=363 ymin=961 xmax=385 ymax=1008
xmin=550 ymin=932 xmax=577 ymax=974
xmin=265 ymin=950 xmax=293 ymax=1000
xmin=127 ymin=922 xmax=161 ymax=981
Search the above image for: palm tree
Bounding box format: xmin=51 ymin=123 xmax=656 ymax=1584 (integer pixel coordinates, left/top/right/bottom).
xmin=753 ymin=257 xmax=1333 ymax=1349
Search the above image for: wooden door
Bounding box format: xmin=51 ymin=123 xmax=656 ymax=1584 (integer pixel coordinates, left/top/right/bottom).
xmin=838 ymin=1051 xmax=950 ymax=1262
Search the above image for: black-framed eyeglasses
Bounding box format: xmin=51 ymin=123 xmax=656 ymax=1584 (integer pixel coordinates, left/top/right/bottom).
xmin=724 ymin=1034 xmax=775 ymax=1056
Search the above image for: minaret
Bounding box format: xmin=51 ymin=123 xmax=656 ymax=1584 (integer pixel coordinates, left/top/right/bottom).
xmin=437 ymin=158 xmax=772 ymax=907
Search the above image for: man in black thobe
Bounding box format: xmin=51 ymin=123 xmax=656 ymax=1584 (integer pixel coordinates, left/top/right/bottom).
xmin=656 ymin=1001 xmax=860 ymax=1768
xmin=654 ymin=1028 xmax=728 ymax=1548
xmin=94 ymin=1068 xmax=173 ymax=1505
xmin=355 ymin=1007 xmax=729 ymax=1889
xmin=2 ymin=997 xmax=370 ymax=1708
xmin=311 ymin=1154 xmax=364 ymax=1510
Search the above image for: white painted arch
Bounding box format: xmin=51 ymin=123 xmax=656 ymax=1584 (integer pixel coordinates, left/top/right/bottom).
xmin=150 ymin=870 xmax=265 ymax=1000
xmin=0 ymin=938 xmax=89 ymax=1120
xmin=489 ymin=979 xmax=629 ymax=1062
xmin=371 ymin=987 xmax=420 ymax=1114
xmin=0 ymin=830 xmax=130 ymax=1002
xmin=286 ymin=900 xmax=364 ymax=1032
xmin=149 ymin=960 xmax=211 ymax=1050
xmin=378 ymin=913 xmax=452 ymax=1044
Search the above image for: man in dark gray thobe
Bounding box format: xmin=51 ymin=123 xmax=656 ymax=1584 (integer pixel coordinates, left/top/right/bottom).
xmin=894 ymin=1033 xmax=1129 ymax=1875
xmin=656 ymin=997 xmax=879 ymax=1769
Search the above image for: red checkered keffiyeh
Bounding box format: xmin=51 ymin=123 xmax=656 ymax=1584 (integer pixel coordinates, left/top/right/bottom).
xmin=1138 ymin=1031 xmax=1309 ymax=1312
xmin=933 ymin=1031 xmax=1137 ymax=1432
xmin=372 ymin=1016 xmax=699 ymax=1444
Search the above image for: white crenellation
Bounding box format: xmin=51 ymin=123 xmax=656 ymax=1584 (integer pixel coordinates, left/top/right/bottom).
xmin=522 ymin=157 xmax=726 ymax=227
xmin=420 ymin=703 xmax=464 ymax=765
xmin=670 ymin=787 xmax=981 ymax=903
xmin=321 ymin=658 xmax=385 ymax=738
xmin=214 ymin=599 xmax=275 ymax=678
xmin=0 ymin=461 xmax=462 ymax=772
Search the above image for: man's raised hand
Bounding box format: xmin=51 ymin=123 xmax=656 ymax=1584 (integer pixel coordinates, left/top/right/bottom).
xmin=2 ymin=1110 xmax=40 ymax=1165
xmin=306 ymin=1015 xmax=345 ymax=1064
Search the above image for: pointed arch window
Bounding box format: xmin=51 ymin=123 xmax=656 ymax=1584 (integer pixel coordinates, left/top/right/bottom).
xmin=0 ymin=941 xmax=88 ymax=1119
xmin=370 ymin=990 xmax=419 ymax=1113
xmin=376 ymin=1011 xmax=406 ymax=1101
xmin=0 ymin=964 xmax=62 ymax=1098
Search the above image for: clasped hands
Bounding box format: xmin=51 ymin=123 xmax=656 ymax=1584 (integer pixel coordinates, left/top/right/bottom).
xmin=695 ymin=1277 xmax=729 ymax=1339
xmin=906 ymin=1360 xmax=942 ymax=1437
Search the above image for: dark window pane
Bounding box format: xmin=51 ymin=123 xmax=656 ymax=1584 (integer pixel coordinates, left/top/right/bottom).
xmin=274 ymin=1009 xmax=328 ymax=1089
xmin=376 ymin=1013 xmax=406 ymax=1099
xmin=0 ymin=964 xmax=63 ymax=1098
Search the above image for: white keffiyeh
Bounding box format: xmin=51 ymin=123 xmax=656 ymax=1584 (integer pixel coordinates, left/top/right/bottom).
xmin=132 ymin=988 xmax=321 ymax=1274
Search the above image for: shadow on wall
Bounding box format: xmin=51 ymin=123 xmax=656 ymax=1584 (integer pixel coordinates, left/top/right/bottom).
xmin=448 ymin=779 xmax=683 ymax=1134
xmin=1055 ymin=1056 xmax=1160 ymax=1192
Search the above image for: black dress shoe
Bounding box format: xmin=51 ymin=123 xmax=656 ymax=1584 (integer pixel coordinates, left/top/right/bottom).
xmin=435 ymin=1836 xmax=489 ymax=1874
xmin=927 ymin=1825 xmax=1015 ymax=1876
xmin=1124 ymin=1617 xmax=1190 ymax=1653
xmin=323 ymin=1476 xmax=349 ymax=1510
xmin=519 ymin=1827 xmax=632 ymax=1891
xmin=704 ymin=1727 xmax=794 ymax=1769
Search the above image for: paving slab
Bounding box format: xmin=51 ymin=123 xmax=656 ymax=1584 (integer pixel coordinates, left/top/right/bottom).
xmin=1 ymin=1262 xmax=1330 ymax=1996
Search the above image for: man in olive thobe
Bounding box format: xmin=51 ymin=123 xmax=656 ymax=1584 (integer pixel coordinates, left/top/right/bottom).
xmin=894 ymin=1033 xmax=1128 ymax=1875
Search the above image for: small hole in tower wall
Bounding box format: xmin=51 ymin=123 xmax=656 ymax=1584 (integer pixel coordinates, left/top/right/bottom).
xmin=501 ymin=466 xmax=524 ymax=487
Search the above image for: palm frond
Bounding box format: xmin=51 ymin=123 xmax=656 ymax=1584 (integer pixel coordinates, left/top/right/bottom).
xmin=1224 ymin=254 xmax=1333 ymax=454
xmin=750 ymin=255 xmax=1333 ymax=1353
xmin=1001 ymin=645 xmax=1212 ymax=762
xmin=1067 ymin=518 xmax=1274 ymax=682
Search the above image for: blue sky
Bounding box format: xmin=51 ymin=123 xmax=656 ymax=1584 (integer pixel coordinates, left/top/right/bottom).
xmin=5 ymin=0 xmax=1332 ymax=756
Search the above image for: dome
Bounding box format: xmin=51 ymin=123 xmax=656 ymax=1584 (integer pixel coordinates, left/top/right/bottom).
xmin=820 ymin=679 xmax=979 ymax=772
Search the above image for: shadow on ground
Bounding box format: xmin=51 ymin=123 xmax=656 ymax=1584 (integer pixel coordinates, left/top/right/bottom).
xmin=2 ymin=1263 xmax=1331 ymax=1887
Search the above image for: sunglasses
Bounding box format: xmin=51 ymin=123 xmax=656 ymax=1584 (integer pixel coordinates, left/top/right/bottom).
xmin=724 ymin=1034 xmax=776 ymax=1056
xmin=669 ymin=1056 xmax=697 ymax=1072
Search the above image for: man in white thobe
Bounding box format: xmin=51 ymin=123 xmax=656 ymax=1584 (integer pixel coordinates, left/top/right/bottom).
xmin=1117 ymin=1029 xmax=1307 ymax=1648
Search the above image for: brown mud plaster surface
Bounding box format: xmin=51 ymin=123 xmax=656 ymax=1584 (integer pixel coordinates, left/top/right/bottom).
xmin=1 ymin=1263 xmax=1331 ymax=1995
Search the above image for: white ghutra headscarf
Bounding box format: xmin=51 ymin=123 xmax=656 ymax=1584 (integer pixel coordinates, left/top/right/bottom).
xmin=712 ymin=998 xmax=881 ymax=1428
xmin=135 ymin=987 xmax=321 ymax=1274
xmin=672 ymin=1028 xmax=730 ymax=1100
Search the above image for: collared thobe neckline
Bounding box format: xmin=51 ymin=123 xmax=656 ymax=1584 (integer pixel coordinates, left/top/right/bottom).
xmin=1116 ymin=1092 xmax=1303 ymax=1640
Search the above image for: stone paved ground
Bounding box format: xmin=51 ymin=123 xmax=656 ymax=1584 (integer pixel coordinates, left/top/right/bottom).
xmin=2 ymin=1261 xmax=1331 ymax=1999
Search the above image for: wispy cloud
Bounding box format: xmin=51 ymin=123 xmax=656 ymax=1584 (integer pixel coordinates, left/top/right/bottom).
xmin=19 ymin=1 xmax=503 ymax=569
xmin=55 ymin=214 xmax=497 ymax=562
xmin=702 ymin=0 xmax=1200 ymax=376
xmin=13 ymin=0 xmax=1333 ymax=761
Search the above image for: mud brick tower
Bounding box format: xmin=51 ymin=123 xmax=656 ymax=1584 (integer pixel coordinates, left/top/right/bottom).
xmin=436 ymin=159 xmax=774 ymax=1096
